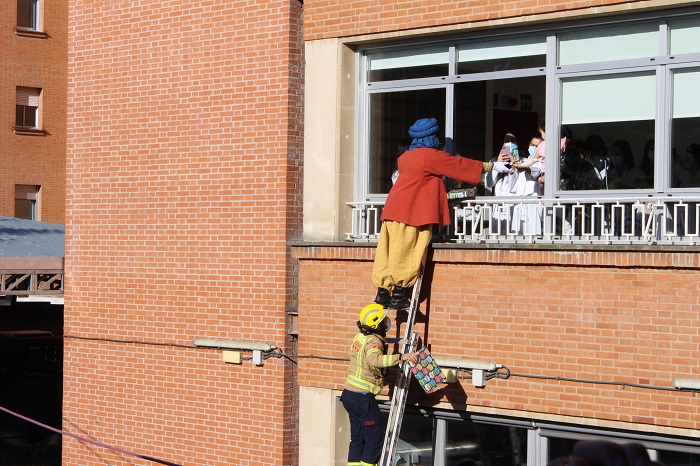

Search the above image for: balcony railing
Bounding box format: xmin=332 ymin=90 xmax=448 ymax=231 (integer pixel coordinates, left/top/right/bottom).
xmin=346 ymin=196 xmax=700 ymax=245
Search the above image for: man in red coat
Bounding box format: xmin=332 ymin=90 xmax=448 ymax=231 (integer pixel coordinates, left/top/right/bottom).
xmin=373 ymin=117 xmax=492 ymax=310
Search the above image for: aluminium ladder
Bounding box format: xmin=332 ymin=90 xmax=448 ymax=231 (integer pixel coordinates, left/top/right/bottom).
xmin=378 ymin=247 xmax=429 ymax=466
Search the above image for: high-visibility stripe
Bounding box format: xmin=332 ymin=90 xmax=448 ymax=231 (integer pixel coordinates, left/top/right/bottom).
xmin=360 ymin=462 xmax=378 ymax=466
xmin=346 ymin=374 xmax=381 ymax=395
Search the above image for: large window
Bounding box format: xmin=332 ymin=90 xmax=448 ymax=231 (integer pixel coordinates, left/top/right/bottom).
xmin=390 ymin=411 xmax=528 ymax=466
xmin=558 ymin=72 xmax=656 ymax=191
xmin=358 ymin=12 xmax=700 ymax=201
xmin=379 ymin=408 xmax=700 ymax=466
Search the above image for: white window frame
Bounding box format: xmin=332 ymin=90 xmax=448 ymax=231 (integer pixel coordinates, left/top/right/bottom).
xmin=355 ymin=9 xmax=700 ymax=204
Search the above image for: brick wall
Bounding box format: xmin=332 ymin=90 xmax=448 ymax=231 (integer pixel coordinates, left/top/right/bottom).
xmin=295 ymin=245 xmax=700 ymax=432
xmin=65 ymin=1 xmax=303 ymax=465
xmin=303 ymin=0 xmax=696 ymax=40
xmin=0 ymin=1 xmax=67 ymax=224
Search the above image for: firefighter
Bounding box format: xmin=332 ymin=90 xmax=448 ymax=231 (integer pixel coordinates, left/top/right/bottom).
xmin=340 ymin=303 xmax=419 ymax=466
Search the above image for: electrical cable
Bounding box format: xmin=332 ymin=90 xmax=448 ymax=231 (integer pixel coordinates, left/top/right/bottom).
xmin=0 ymin=405 xmax=182 ymax=466
xmin=508 ymin=371 xmax=680 ymax=392
xmin=63 ymin=334 xmax=687 ymax=392
xmin=65 ymin=334 xmax=196 ymax=349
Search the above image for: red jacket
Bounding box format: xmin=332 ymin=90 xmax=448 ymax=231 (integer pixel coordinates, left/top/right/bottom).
xmin=381 ymin=148 xmax=483 ymax=227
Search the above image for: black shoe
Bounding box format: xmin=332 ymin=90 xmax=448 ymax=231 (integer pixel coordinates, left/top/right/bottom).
xmin=390 ymin=286 xmax=411 ymax=310
xmin=374 ymin=287 xmax=391 ymax=307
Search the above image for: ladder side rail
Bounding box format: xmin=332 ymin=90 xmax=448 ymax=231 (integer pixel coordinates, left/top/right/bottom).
xmin=379 ymin=246 xmax=429 ymax=466
xmin=379 ymin=332 xmax=418 ymax=466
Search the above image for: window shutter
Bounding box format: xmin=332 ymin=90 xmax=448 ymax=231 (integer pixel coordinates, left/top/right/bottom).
xmin=16 ymin=87 xmax=40 ymax=107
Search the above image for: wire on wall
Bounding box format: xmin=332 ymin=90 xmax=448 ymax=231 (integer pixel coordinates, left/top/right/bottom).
xmin=63 ymin=334 xmax=690 ymax=393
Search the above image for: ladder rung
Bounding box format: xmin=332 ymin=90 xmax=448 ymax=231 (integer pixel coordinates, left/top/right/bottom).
xmin=378 ymin=247 xmax=429 ymax=466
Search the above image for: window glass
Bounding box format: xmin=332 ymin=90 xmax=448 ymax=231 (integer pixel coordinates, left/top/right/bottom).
xmin=670 ymin=17 xmax=700 ymax=55
xmin=17 ymin=0 xmax=38 ymax=30
xmin=671 ymin=67 xmax=700 ymax=188
xmin=458 ymin=36 xmax=546 ymax=74
xmin=548 ymin=437 xmax=578 ymax=462
xmin=15 ymin=185 xmax=38 ymax=221
xmin=16 ymin=87 xmax=40 ymax=128
xmin=657 ymin=449 xmax=700 ymax=466
xmin=558 ymin=23 xmax=658 ymax=66
xmin=368 ymin=88 xmax=446 ymax=195
xmin=560 ymin=72 xmax=655 ymax=191
xmin=447 ymin=420 xmax=528 ymax=466
xmin=393 ymin=413 xmax=434 ymax=465
xmin=369 ymin=46 xmax=449 ymax=82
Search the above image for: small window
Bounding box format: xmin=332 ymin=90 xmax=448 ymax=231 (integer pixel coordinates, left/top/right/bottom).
xmin=17 ymin=0 xmax=40 ymax=30
xmin=558 ymin=22 xmax=659 ymax=66
xmin=15 ymin=185 xmax=39 ymax=221
xmin=368 ymin=46 xmax=449 ymax=82
xmin=16 ymin=87 xmax=40 ymax=129
xmin=458 ymin=35 xmax=546 ymax=74
xmin=670 ymin=17 xmax=700 ymax=55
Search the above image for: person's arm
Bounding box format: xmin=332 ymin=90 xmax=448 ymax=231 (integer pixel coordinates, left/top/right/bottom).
xmin=424 ymin=151 xmax=489 ymax=186
xmin=365 ymin=346 xmax=419 ymax=368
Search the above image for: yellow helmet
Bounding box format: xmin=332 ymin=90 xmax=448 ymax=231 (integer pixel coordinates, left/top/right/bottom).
xmin=359 ymin=303 xmax=388 ymax=330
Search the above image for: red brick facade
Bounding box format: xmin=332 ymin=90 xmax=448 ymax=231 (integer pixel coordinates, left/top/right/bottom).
xmin=65 ymin=1 xmax=303 ymax=465
xmin=62 ymin=0 xmax=700 ymax=464
xmin=295 ymin=245 xmax=700 ymax=431
xmin=1 ymin=1 xmax=67 ymax=224
xmin=303 ymin=0 xmax=692 ymax=40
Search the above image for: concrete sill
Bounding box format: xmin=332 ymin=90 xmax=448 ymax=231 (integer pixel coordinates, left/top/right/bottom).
xmin=14 ymin=127 xmax=47 ymax=136
xmin=15 ymin=27 xmax=48 ymax=39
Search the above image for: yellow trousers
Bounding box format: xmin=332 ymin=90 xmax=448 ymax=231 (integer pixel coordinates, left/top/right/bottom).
xmin=372 ymin=221 xmax=432 ymax=291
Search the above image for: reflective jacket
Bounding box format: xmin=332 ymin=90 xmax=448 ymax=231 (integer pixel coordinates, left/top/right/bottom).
xmin=344 ymin=332 xmax=400 ymax=395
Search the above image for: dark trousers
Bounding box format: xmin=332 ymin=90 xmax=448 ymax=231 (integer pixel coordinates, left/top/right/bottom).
xmin=341 ymin=389 xmax=384 ymax=465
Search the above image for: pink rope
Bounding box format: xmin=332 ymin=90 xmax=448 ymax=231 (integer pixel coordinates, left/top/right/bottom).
xmin=0 ymin=405 xmax=182 ymax=466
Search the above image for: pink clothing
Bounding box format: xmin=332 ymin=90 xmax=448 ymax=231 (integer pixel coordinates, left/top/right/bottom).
xmin=536 ymin=140 xmax=546 ymax=173
xmin=536 ymin=137 xmax=568 ymax=174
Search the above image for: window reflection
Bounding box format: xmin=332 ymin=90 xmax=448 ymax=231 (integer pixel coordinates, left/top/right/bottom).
xmin=559 ymin=72 xmax=655 ymax=191
xmin=658 ymin=449 xmax=700 ymax=466
xmin=671 ymin=68 xmax=700 ymax=188
xmin=385 ymin=411 xmax=528 ymax=466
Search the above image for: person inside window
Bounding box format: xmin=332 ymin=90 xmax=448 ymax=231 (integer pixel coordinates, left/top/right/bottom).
xmin=673 ymin=143 xmax=700 ymax=188
xmin=485 ymin=133 xmax=521 ymax=234
xmin=638 ymin=139 xmax=655 ymax=188
xmin=486 ymin=132 xmax=520 ymax=197
xmin=607 ymin=139 xmax=643 ymax=189
xmin=585 ymin=135 xmax=609 ymax=189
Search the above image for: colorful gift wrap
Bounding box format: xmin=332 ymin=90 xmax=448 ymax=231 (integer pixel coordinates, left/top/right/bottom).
xmin=408 ymin=347 xmax=445 ymax=394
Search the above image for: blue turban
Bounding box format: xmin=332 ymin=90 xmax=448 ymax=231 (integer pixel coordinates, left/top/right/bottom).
xmin=407 ymin=118 xmax=439 ymax=151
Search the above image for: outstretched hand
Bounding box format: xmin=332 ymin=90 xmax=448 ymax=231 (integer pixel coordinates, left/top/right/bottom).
xmin=401 ymin=352 xmax=419 ymax=365
xmin=547 ymin=440 xmax=664 ymax=466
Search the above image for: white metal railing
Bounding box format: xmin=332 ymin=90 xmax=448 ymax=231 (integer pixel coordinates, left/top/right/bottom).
xmin=346 ymin=197 xmax=700 ymax=245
